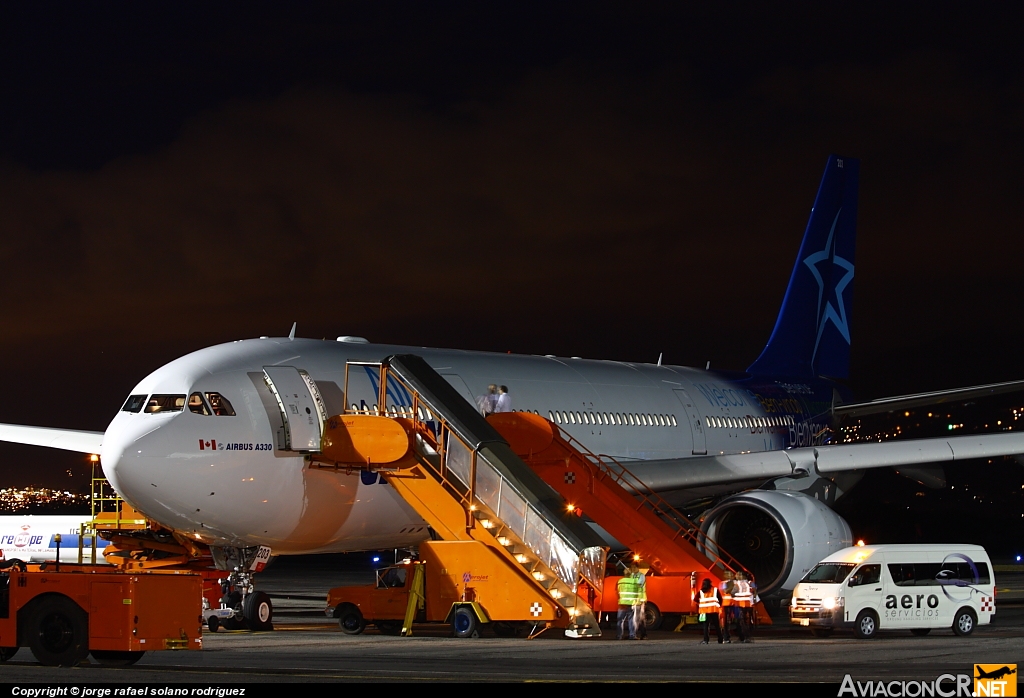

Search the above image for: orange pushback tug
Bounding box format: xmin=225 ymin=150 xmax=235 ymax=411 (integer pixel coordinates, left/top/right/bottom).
xmin=0 ymin=559 xmax=202 ymax=666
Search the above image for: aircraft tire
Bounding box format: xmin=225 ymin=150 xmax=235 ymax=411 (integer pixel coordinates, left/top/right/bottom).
xmin=26 ymin=595 xmax=89 ymax=666
xmin=91 ymin=650 xmax=145 ymax=666
xmin=952 ymin=608 xmax=976 ymax=637
xmin=206 ymin=616 xmax=220 ymax=633
xmin=243 ymin=591 xmax=274 ymax=631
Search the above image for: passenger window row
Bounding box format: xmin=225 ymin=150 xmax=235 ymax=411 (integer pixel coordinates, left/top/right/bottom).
xmin=547 ymin=410 xmax=677 ymax=428
xmin=706 ymin=414 xmax=794 ymax=429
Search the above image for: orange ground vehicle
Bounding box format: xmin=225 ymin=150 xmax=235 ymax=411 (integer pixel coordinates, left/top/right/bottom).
xmin=326 ymin=540 xmax=588 ymax=638
xmin=600 ymin=573 xmax=694 ymax=629
xmin=0 ymin=560 xmax=203 ymax=666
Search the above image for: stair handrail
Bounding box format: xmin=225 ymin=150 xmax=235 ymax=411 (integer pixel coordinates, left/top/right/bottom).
xmin=343 ymin=362 xmax=602 ymax=592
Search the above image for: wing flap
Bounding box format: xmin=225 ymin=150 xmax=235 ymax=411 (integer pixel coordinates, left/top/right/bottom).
xmin=0 ymin=423 xmax=103 ymax=454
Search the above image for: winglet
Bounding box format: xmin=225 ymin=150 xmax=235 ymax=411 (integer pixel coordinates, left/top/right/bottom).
xmin=288 ymin=322 xmax=297 ymax=341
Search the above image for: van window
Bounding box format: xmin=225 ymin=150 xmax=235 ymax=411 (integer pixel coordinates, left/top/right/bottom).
xmin=890 ymin=561 xmax=991 ymax=586
xmin=802 ymin=562 xmax=856 ymax=584
xmin=145 ymin=395 xmax=185 ymax=413
xmin=848 ymin=564 xmax=881 ymax=587
xmin=938 ymin=561 xmax=991 ymax=585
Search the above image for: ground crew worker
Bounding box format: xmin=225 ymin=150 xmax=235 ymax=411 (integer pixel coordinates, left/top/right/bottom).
xmin=718 ymin=571 xmax=734 ymax=643
xmin=698 ymin=578 xmax=724 ymax=644
xmin=616 ymin=570 xmax=640 ymax=640
xmin=734 ymin=570 xmax=754 ymax=642
xmin=632 ymin=564 xmax=648 ymax=639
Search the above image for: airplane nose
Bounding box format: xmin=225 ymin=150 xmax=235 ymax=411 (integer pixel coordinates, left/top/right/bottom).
xmin=100 ymin=413 xmax=162 ymax=507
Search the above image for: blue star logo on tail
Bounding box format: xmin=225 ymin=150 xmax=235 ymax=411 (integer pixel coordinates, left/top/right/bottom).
xmin=802 ymin=208 xmax=854 ymax=365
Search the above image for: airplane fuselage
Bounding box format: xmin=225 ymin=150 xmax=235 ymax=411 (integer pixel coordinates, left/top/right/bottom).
xmin=102 ymin=337 xmax=844 ymax=555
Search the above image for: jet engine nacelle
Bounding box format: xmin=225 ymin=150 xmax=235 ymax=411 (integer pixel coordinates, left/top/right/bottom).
xmin=699 ymin=490 xmax=852 ymax=598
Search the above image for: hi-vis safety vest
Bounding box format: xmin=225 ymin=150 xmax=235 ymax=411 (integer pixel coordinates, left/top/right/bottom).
xmin=719 ymin=580 xmax=734 ymax=607
xmin=617 ymin=576 xmax=640 ymax=605
xmin=635 ymin=574 xmax=647 ymax=604
xmin=733 ymin=579 xmax=753 ymax=608
xmin=698 ymin=588 xmax=721 ymax=613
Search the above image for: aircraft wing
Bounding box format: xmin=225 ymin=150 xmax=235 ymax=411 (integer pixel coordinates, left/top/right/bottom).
xmin=625 ymin=431 xmax=1024 ymax=491
xmin=0 ymin=423 xmax=103 ymax=454
xmin=834 ymin=379 xmax=1024 ymax=418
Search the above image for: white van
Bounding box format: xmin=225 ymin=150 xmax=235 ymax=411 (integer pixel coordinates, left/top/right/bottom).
xmin=790 ymin=544 xmax=994 ymax=639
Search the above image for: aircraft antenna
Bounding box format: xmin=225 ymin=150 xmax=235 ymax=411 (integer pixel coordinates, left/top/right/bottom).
xmin=706 ymin=361 xmax=711 ymax=370
xmin=657 ymin=353 xmax=663 ymax=367
xmin=288 ymin=322 xmax=297 ymax=341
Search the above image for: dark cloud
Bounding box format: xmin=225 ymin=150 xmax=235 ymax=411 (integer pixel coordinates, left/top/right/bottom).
xmin=1 ymin=5 xmax=1024 ymax=487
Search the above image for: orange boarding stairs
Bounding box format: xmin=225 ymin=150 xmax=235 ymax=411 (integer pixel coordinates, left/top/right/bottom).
xmin=312 ymin=355 xmax=609 ymax=637
xmin=488 ymin=411 xmax=771 ymax=624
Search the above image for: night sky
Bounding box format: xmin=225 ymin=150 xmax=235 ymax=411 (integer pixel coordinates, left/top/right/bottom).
xmin=3 ymin=4 xmax=1024 ymax=492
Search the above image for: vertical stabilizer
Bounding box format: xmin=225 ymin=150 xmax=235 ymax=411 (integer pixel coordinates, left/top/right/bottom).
xmin=747 ymin=155 xmax=859 ymax=379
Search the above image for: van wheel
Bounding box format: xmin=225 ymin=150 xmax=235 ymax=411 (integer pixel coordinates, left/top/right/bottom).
xmin=26 ymin=596 xmax=89 ymax=666
xmin=0 ymin=647 xmax=19 ymax=661
xmin=854 ymin=610 xmax=878 ymax=640
xmin=952 ymin=608 xmax=976 ymax=636
xmin=91 ymin=650 xmax=145 ymax=666
xmin=452 ymin=606 xmax=480 ymax=638
xmin=910 ymin=628 xmax=930 ymax=636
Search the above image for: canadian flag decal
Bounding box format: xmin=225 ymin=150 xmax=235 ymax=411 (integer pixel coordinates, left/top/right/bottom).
xmin=199 ymin=440 xmax=217 ymax=450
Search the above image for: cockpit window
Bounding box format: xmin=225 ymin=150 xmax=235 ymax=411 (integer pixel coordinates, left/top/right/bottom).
xmin=188 ymin=392 xmax=211 ymax=416
xmin=206 ymin=392 xmax=236 ymax=416
xmin=122 ymin=395 xmax=147 ymax=413
xmin=145 ymin=394 xmax=186 ymax=413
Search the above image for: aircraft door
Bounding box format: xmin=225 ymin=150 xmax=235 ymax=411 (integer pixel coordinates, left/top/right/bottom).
xmin=263 ymin=366 xmax=328 ymax=452
xmin=673 ymin=389 xmax=707 ymax=455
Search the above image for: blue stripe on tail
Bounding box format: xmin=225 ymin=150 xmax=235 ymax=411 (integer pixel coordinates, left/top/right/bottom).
xmin=747 ymin=154 xmax=860 ymax=379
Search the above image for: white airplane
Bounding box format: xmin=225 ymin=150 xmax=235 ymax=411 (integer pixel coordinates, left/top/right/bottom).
xmin=2 ymin=155 xmax=1023 ymax=613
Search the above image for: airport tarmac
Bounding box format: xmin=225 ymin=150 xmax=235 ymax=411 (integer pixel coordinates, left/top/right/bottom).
xmin=0 ymin=555 xmax=1020 ymax=683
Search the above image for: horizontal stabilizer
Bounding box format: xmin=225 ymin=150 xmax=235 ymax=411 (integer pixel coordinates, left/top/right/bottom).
xmin=0 ymin=423 xmax=103 ymax=454
xmin=627 ymin=432 xmax=1024 ymax=491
